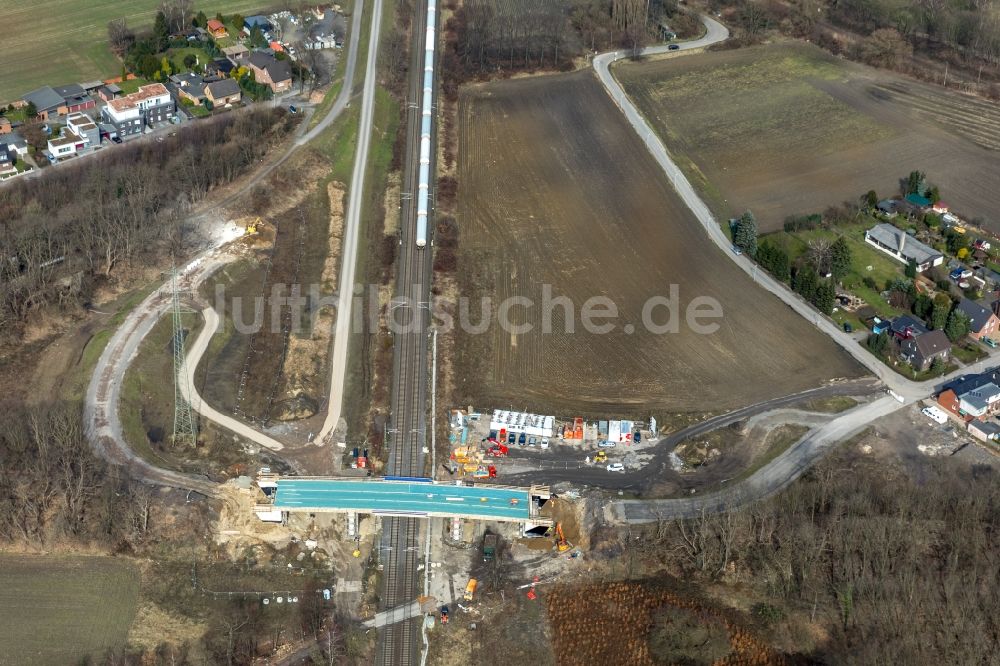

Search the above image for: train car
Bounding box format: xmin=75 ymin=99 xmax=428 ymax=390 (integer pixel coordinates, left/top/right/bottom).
xmin=416 ymin=212 xmax=428 ymax=248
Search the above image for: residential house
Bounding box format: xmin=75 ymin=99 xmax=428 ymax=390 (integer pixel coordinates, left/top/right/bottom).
xmin=206 ymin=19 xmax=229 ymax=38
xmin=47 ymin=128 xmax=85 ymax=159
xmin=205 ymin=78 xmax=241 ymax=106
xmin=172 ymin=73 xmax=208 ymax=104
xmin=932 ymin=202 xmax=950 ymax=214
xmin=269 ymin=41 xmax=284 ymax=53
xmin=66 ymin=112 xmax=99 ymax=147
xmin=869 ymin=316 xmax=890 ymax=335
xmin=974 ymin=239 xmax=992 ymax=252
xmin=968 ymin=419 xmax=1000 ymax=442
xmin=899 ymin=329 xmax=951 ymax=371
xmin=53 ymin=83 xmax=96 ymax=113
xmin=100 ymin=83 xmax=175 ymax=137
xmin=0 ymin=116 xmax=10 ymax=134
xmin=243 ymin=15 xmax=273 ymax=34
xmin=0 ymin=144 xmax=16 ymax=177
xmin=97 ymin=84 xmax=122 ymax=102
xmin=890 ymin=314 xmax=929 ymax=340
xmin=205 ymin=58 xmax=236 ymax=77
xmin=21 ymin=86 xmax=66 ymax=120
xmin=955 ymin=298 xmax=1000 ymax=341
xmin=247 ymin=52 xmax=292 ymax=93
xmin=80 ymin=80 xmax=104 ymax=94
xmin=3 ymin=132 xmax=28 ymax=157
xmin=876 ymin=199 xmax=899 ymax=217
xmin=864 ymin=223 xmax=944 ymax=272
xmin=223 ymin=44 xmax=250 ymax=64
xmin=938 ymin=370 xmax=1000 ymax=419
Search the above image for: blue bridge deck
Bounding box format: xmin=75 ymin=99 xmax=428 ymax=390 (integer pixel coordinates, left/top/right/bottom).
xmin=271 ymin=478 xmax=533 ymax=521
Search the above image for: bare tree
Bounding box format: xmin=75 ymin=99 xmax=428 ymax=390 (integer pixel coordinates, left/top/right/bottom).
xmin=107 ymin=18 xmax=135 ymax=58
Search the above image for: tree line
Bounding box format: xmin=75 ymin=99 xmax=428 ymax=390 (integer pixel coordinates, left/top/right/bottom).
xmin=0 ymin=108 xmax=296 ymax=346
xmin=0 ymin=404 xmax=154 ymax=549
xmin=604 ymin=450 xmax=1000 ymax=663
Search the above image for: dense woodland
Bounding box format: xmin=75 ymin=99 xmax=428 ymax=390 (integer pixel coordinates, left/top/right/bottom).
xmin=0 ymin=108 xmax=296 ymax=345
xmin=0 ymin=405 xmax=159 ymax=549
xmin=609 ymin=451 xmax=1000 ymax=663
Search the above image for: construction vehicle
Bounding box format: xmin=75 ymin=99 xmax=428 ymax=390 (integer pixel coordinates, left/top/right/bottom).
xmin=464 ymin=579 xmax=478 ymax=601
xmin=472 ymin=465 xmax=497 ymax=479
xmin=555 ymin=523 xmax=572 ymax=552
xmin=593 ymin=450 xmax=608 ymax=464
xmin=486 ymin=444 xmax=509 ymax=457
xmin=440 ymin=605 xmax=449 ymax=624
xmin=245 ymin=217 xmax=261 ymax=235
xmin=483 ymin=533 xmax=498 ymax=561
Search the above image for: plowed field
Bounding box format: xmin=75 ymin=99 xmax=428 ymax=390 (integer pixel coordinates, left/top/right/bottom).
xmin=617 ymin=43 xmax=1000 ymax=232
xmin=454 ymin=71 xmax=863 ymax=416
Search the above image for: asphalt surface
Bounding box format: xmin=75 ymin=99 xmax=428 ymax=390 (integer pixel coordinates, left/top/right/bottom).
xmin=83 ymin=5 xmax=369 ymax=491
xmin=590 ymin=15 xmax=1000 ymax=521
xmin=317 ymin=0 xmax=387 ymax=446
xmin=500 ymin=378 xmax=882 ymax=489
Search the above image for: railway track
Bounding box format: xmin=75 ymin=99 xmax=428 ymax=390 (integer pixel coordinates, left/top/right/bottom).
xmin=376 ymin=0 xmax=437 ymax=663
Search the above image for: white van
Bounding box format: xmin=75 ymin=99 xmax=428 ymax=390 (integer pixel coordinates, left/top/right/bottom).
xmin=921 ymin=406 xmax=948 ymax=425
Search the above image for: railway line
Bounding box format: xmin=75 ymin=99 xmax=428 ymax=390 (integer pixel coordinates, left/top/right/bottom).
xmin=376 ymin=0 xmax=438 ymax=663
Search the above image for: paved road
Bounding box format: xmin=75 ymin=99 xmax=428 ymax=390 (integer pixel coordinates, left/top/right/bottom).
xmin=317 ymin=0 xmax=385 ymax=445
xmin=500 ymin=377 xmax=882 ymax=489
xmin=591 ymin=15 xmax=1000 ymax=520
xmin=611 ymin=394 xmax=906 ymax=522
xmin=83 ymin=4 xmax=371 ymax=491
xmin=181 ymin=306 xmax=286 ymax=450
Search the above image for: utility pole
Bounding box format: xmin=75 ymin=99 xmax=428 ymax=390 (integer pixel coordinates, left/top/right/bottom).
xmin=172 ymin=268 xmax=198 ymax=447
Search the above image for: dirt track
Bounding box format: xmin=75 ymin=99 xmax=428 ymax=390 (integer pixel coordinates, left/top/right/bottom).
xmin=617 ymin=43 xmax=1000 ymax=232
xmin=454 ymin=70 xmax=865 ymax=416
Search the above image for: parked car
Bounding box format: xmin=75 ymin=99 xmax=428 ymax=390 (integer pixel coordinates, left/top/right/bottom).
xmin=597 ymin=439 xmax=616 ymax=448
xmin=634 ymin=431 xmax=641 ymax=444
xmin=984 ymin=337 xmax=999 ymax=348
xmin=289 ymin=105 xmax=298 ymax=114
xmin=518 ymin=433 xmax=527 ymax=445
xmin=528 ymin=436 xmax=537 ymax=446
xmin=507 ymin=433 xmax=515 ymax=445
xmin=668 ymin=44 xmax=680 ymax=51
xmin=111 ymin=136 xmax=122 ymax=144
xmin=732 ymin=245 xmax=742 ymax=256
xmin=843 ymin=322 xmax=853 ymax=333
xmin=540 ymin=438 xmax=549 ymax=449
xmin=606 ymin=463 xmax=625 ymax=472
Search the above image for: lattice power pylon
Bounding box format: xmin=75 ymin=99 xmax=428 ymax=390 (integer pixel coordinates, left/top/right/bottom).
xmin=171 ymin=269 xmax=198 ymax=447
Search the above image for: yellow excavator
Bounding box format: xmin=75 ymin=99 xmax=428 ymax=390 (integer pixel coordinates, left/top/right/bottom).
xmin=593 ymin=450 xmax=608 ymax=464
xmin=245 ymin=217 xmax=262 ymax=235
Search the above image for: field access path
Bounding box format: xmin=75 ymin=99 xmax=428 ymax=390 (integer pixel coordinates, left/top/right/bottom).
xmin=84 ymin=1 xmax=373 ymax=493
xmin=594 ymin=15 xmax=997 ymax=521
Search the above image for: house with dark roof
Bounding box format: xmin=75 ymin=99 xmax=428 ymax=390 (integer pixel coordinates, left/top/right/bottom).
xmin=899 ymin=329 xmax=951 ymax=371
xmin=938 ymin=369 xmax=1000 ymax=419
xmin=52 ymin=83 xmax=95 ymax=113
xmin=244 ymin=15 xmax=273 ymax=34
xmin=876 ymin=199 xmax=899 ymax=217
xmin=247 ymin=52 xmax=292 ymax=93
xmin=3 ymin=131 xmax=28 ymax=157
xmin=865 ymin=223 xmax=944 ymax=272
xmin=205 ymin=78 xmax=241 ymax=106
xmin=21 ymin=86 xmax=66 ymax=120
xmin=955 ymin=298 xmax=1000 ymax=342
xmin=890 ymin=315 xmax=929 ymax=340
xmin=205 ymin=58 xmax=236 ymax=77
xmin=0 ymin=144 xmax=16 ymax=178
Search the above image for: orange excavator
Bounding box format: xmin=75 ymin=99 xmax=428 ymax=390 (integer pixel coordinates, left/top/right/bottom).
xmin=555 ymin=523 xmax=572 ymax=553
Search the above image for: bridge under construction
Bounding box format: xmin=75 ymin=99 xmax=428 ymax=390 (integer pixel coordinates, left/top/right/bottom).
xmin=254 ymin=474 xmax=552 ymax=527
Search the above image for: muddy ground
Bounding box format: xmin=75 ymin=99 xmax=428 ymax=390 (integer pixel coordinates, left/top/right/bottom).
xmin=617 ymin=42 xmax=1000 ymax=232
xmin=453 ymin=69 xmax=864 ymax=418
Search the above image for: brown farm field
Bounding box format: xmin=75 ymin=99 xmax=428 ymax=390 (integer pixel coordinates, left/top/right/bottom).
xmin=0 ymin=555 xmax=140 ymax=665
xmin=453 ymin=71 xmax=863 ymax=417
xmin=616 ymin=42 xmax=1000 ymax=232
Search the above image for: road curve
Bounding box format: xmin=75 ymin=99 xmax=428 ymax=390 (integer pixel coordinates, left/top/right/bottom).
xmin=591 ymin=15 xmax=965 ymax=402
xmin=316 ymin=0 xmax=386 ymax=445
xmin=84 ymin=3 xmax=373 ymax=490
xmin=590 ymin=17 xmax=943 ymax=520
